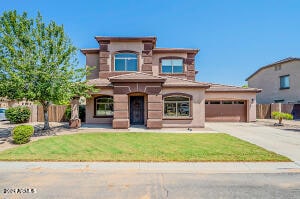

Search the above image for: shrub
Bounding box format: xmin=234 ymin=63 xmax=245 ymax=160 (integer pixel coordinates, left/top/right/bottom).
xmin=12 ymin=125 xmax=34 ymax=144
xmin=271 ymin=111 xmax=293 ymax=124
xmin=65 ymin=106 xmax=71 ymax=120
xmin=5 ymin=106 xmax=31 ymax=123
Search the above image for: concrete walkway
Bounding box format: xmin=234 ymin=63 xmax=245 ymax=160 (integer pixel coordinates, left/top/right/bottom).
xmin=80 ymin=123 xmax=216 ymax=133
xmin=0 ymin=161 xmax=299 ymax=174
xmin=206 ymin=122 xmax=300 ymax=163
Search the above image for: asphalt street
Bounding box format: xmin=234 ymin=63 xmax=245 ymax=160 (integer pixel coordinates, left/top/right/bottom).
xmin=0 ymin=163 xmax=300 ymax=199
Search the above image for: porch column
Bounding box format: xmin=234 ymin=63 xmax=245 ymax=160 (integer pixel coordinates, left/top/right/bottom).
xmin=113 ymin=94 xmax=129 ymax=129
xmin=147 ymin=95 xmax=163 ymax=129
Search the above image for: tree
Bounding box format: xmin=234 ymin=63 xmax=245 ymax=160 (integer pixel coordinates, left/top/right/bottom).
xmin=0 ymin=10 xmax=95 ymax=129
xmin=271 ymin=111 xmax=293 ymax=125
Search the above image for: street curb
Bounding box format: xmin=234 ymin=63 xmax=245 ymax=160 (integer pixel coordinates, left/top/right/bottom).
xmin=0 ymin=162 xmax=299 ymax=174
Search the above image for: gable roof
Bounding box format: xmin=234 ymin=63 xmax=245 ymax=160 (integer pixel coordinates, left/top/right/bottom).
xmin=163 ymin=76 xmax=210 ymax=88
xmin=108 ymin=72 xmax=210 ymax=88
xmin=108 ymin=72 xmax=166 ymax=83
xmin=80 ymin=48 xmax=99 ymax=55
xmin=86 ymin=73 xmax=260 ymax=91
xmin=86 ymin=78 xmax=112 ymax=87
xmin=246 ymin=57 xmax=300 ymax=81
xmin=206 ymin=83 xmax=261 ymax=93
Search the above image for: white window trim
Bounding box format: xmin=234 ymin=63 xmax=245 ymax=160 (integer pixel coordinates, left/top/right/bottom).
xmin=114 ymin=53 xmax=138 ymax=72
xmin=161 ymin=59 xmax=184 ymax=74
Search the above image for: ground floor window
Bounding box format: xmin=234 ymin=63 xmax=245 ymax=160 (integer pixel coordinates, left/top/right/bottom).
xmin=95 ymin=96 xmax=113 ymax=116
xmin=164 ymin=96 xmax=190 ymax=117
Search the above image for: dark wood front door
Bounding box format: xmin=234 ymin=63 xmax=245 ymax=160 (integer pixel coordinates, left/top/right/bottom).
xmin=130 ymin=96 xmax=144 ymax=125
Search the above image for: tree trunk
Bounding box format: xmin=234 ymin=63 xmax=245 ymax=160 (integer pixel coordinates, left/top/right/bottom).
xmin=69 ymin=96 xmax=81 ymax=128
xmin=42 ymin=103 xmax=50 ymax=130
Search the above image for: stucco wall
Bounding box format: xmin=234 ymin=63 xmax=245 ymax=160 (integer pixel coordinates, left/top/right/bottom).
xmin=205 ymin=92 xmax=257 ymax=122
xmin=248 ymin=60 xmax=300 ymax=104
xmin=86 ymin=53 xmax=99 ymax=79
xmin=161 ymin=87 xmax=206 ymax=128
xmin=85 ymin=88 xmax=114 ymax=124
xmin=108 ymin=42 xmax=144 ymax=53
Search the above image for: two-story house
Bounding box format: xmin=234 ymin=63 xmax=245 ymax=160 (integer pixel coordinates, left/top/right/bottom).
xmin=247 ymin=57 xmax=300 ymax=104
xmin=81 ymin=36 xmax=260 ymax=129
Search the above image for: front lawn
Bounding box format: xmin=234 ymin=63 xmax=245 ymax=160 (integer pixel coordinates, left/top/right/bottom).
xmin=0 ymin=133 xmax=290 ymax=162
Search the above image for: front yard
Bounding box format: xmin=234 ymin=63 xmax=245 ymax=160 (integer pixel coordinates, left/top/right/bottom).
xmin=0 ymin=133 xmax=290 ymax=162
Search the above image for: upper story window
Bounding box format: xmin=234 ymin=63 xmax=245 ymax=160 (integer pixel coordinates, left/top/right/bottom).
xmin=280 ymin=75 xmax=290 ymax=89
xmin=114 ymin=53 xmax=137 ymax=71
xmin=161 ymin=59 xmax=183 ymax=74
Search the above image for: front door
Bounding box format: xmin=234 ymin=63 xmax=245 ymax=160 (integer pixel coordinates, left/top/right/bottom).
xmin=130 ymin=96 xmax=144 ymax=125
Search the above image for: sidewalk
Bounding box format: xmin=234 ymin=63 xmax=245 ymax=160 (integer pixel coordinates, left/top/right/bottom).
xmin=0 ymin=161 xmax=299 ymax=174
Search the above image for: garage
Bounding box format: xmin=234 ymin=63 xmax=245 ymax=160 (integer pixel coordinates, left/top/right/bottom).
xmin=205 ymin=100 xmax=247 ymax=122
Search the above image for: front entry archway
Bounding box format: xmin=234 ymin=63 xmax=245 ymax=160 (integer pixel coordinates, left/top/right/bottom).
xmin=130 ymin=96 xmax=144 ymax=125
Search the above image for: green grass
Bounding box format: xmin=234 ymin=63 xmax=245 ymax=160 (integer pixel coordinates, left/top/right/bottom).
xmin=0 ymin=133 xmax=290 ymax=162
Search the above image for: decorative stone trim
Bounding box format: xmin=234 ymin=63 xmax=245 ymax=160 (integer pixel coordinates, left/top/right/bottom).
xmin=144 ymin=43 xmax=154 ymax=50
xmin=113 ymin=83 xmax=163 ymax=95
xmin=142 ymin=50 xmax=152 ymax=57
xmin=147 ymin=119 xmax=162 ymax=129
xmin=142 ymin=64 xmax=152 ymax=71
xmin=99 ymin=51 xmax=110 ymax=58
xmin=162 ymin=93 xmax=193 ymax=100
xmin=113 ymin=119 xmax=129 ymax=129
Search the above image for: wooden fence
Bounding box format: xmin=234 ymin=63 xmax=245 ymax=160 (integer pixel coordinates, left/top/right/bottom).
xmin=29 ymin=105 xmax=68 ymax=122
xmin=256 ymin=104 xmax=271 ymax=119
xmin=256 ymin=103 xmax=295 ymax=119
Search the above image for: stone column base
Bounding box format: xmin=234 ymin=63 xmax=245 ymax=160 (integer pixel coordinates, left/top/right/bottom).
xmin=113 ymin=119 xmax=130 ymax=129
xmin=147 ymin=119 xmax=162 ymax=129
xmin=69 ymin=119 xmax=81 ymax=128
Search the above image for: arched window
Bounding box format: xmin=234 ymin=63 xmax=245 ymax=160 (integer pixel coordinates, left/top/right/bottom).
xmin=95 ymin=96 xmax=113 ymax=116
xmin=164 ymin=96 xmax=190 ymax=117
xmin=114 ymin=53 xmax=138 ymax=71
xmin=161 ymin=59 xmax=183 ymax=73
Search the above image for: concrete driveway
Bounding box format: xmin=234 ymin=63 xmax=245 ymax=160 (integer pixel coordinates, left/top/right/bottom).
xmin=206 ymin=122 xmax=300 ymax=162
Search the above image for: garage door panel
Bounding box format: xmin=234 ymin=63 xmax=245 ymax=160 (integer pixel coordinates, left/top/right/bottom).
xmin=205 ymin=103 xmax=246 ymax=122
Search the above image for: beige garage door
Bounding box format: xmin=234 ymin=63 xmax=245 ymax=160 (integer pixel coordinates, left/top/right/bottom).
xmin=205 ymin=100 xmax=247 ymax=122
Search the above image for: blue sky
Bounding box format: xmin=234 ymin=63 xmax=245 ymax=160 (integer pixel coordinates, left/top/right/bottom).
xmin=1 ymin=0 xmax=300 ymax=86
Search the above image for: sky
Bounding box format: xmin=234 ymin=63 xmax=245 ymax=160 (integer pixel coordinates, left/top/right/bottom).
xmin=1 ymin=0 xmax=300 ymax=86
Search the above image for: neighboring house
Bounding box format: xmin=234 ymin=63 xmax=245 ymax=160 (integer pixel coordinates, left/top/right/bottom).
xmin=81 ymin=36 xmax=260 ymax=129
xmin=0 ymin=98 xmax=32 ymax=108
xmin=247 ymin=57 xmax=300 ymax=104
